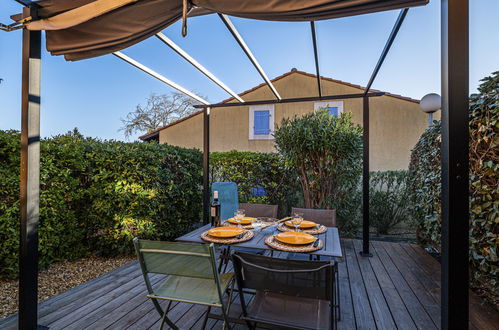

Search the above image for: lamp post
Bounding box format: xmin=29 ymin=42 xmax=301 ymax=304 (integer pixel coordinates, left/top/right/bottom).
xmin=420 ymin=93 xmax=441 ymax=126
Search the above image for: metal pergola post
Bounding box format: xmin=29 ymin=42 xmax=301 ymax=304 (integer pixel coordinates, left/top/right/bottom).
xmin=360 ymin=96 xmax=372 ymax=257
xmin=19 ymin=4 xmax=41 ymax=329
xmin=203 ymin=107 xmax=210 ymax=224
xmin=440 ymin=0 xmax=469 ymax=329
xmin=360 ymin=8 xmax=408 ymax=257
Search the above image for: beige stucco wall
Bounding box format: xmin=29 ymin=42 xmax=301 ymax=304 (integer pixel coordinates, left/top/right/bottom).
xmin=159 ymin=72 xmax=440 ymax=171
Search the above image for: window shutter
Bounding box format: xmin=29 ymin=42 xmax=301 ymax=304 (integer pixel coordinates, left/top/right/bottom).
xmin=327 ymin=107 xmax=339 ymax=116
xmin=254 ymin=110 xmax=270 ymax=135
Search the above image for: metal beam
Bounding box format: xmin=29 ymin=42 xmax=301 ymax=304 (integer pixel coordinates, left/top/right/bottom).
xmin=364 ymin=8 xmax=408 ymax=94
xmin=113 ymin=51 xmax=209 ymax=105
xmin=440 ymin=0 xmax=469 ymax=329
xmin=155 ymin=32 xmax=244 ymax=103
xmin=310 ymin=21 xmax=322 ymax=98
xmin=193 ymin=92 xmax=384 ymax=109
xmin=19 ymin=5 xmax=41 ymax=330
xmin=219 ymin=14 xmax=282 ymax=100
xmin=14 ymin=0 xmax=34 ymax=6
xmin=203 ymin=107 xmax=210 ymax=224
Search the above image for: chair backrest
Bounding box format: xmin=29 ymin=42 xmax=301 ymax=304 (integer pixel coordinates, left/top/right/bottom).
xmin=133 ymin=238 xmax=217 ymax=280
xmin=212 ymin=182 xmax=238 ymax=220
xmin=239 ymin=203 xmax=278 ymax=218
xmin=291 ymin=207 xmax=336 ymax=227
xmin=232 ymin=251 xmax=333 ymax=301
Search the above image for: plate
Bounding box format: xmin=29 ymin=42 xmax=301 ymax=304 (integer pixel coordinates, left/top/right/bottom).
xmin=207 ymin=226 xmax=245 ymax=238
xmin=275 ymin=232 xmax=316 ymax=245
xmin=227 ymin=217 xmax=256 ymax=225
xmin=284 ymin=220 xmax=317 ymax=229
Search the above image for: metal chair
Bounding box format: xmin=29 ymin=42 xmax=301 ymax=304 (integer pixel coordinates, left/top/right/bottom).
xmin=291 ymin=207 xmax=337 ymax=227
xmin=232 ymin=251 xmax=337 ymax=330
xmin=239 ymin=203 xmax=278 ymax=219
xmin=290 ymin=207 xmax=341 ymax=320
xmin=133 ymin=238 xmax=234 ymax=330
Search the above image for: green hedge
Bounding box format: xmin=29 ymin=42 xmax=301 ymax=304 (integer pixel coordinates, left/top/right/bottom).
xmin=408 ymin=72 xmax=498 ymax=307
xmin=210 ymin=151 xmax=300 ymax=217
xmin=0 ymin=129 xmax=202 ymax=279
xmin=369 ymin=170 xmax=410 ymax=235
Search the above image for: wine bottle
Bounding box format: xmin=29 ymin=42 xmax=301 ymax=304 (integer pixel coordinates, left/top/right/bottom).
xmin=211 ymin=191 xmax=221 ymax=226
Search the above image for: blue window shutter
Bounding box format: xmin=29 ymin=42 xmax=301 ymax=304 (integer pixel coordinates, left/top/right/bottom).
xmin=327 ymin=107 xmax=339 ymax=116
xmin=254 ymin=110 xmax=270 ymax=135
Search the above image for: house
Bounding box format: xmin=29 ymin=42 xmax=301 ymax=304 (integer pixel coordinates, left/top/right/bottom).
xmin=140 ymin=69 xmax=438 ymax=171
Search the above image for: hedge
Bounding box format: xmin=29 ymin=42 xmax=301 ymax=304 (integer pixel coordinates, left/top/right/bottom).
xmin=0 ymin=129 xmax=202 ymax=279
xmin=210 ymin=150 xmax=362 ymax=235
xmin=408 ymin=71 xmax=498 ymax=307
xmin=210 ymin=151 xmax=300 ymax=218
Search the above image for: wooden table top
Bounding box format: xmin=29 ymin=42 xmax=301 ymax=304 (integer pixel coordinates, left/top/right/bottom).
xmin=176 ymin=223 xmax=343 ymax=258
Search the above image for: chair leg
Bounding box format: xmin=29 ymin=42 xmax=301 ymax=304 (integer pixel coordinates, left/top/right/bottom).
xmin=152 ymin=298 xmax=178 ymax=330
xmin=158 ymin=308 xmax=178 ymax=330
xmin=336 ymin=263 xmax=341 ymax=321
xmin=201 ymin=306 xmax=211 ymax=329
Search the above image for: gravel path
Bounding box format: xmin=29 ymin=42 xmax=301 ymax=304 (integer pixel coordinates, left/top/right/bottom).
xmin=0 ymin=255 xmax=135 ymax=319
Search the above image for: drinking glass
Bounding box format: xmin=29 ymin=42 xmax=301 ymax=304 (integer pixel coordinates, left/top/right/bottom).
xmin=292 ymin=212 xmax=304 ymax=232
xmin=234 ymin=209 xmax=245 ymax=227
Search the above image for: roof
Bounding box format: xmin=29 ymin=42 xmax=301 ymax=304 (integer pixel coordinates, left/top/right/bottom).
xmin=139 ymin=70 xmax=420 ymax=140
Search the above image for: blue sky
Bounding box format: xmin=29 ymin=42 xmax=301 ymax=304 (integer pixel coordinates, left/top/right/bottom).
xmin=1 ymin=1 xmax=498 ymax=141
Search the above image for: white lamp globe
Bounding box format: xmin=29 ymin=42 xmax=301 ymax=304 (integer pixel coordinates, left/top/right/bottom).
xmin=419 ymin=93 xmax=441 ymax=113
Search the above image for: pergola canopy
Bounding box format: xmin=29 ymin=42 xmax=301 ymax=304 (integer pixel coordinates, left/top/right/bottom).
xmin=5 ymin=1 xmax=471 ymax=329
xmin=14 ymin=0 xmax=427 ymax=60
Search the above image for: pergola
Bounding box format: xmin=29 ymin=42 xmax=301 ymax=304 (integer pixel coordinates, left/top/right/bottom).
xmin=2 ymin=0 xmax=469 ymax=329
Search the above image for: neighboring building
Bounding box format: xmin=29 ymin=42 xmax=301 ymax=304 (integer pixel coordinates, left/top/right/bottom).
xmin=140 ymin=69 xmax=438 ymax=171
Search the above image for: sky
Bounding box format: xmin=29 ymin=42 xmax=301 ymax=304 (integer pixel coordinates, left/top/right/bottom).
xmin=1 ymin=1 xmax=498 ymax=141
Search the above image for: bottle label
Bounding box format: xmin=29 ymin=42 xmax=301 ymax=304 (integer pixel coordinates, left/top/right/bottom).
xmin=211 ymin=207 xmax=216 ymax=217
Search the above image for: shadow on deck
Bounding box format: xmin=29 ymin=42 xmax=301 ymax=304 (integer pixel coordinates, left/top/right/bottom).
xmin=0 ymin=239 xmax=497 ymax=329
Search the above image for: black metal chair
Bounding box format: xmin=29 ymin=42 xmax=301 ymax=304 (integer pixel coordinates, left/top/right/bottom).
xmin=239 ymin=203 xmax=278 ymax=219
xmin=289 ymin=207 xmax=341 ymax=320
xmin=291 ymin=207 xmax=337 ymax=227
xmin=232 ymin=251 xmax=337 ymax=330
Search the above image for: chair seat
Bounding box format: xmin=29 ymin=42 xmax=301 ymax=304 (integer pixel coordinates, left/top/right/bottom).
xmin=148 ymin=273 xmax=234 ymax=307
xmin=245 ymin=291 xmax=331 ymax=330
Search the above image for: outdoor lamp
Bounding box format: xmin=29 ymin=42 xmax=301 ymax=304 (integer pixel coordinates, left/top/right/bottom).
xmin=419 ymin=93 xmax=441 ymax=126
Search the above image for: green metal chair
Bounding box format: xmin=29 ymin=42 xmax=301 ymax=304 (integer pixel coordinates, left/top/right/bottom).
xmin=133 ymin=238 xmax=234 ymax=330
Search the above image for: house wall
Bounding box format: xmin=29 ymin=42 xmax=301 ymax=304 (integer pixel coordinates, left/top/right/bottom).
xmin=159 ymin=72 xmax=440 ymax=171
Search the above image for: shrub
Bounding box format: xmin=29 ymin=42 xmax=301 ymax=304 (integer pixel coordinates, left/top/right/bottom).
xmin=369 ymin=171 xmax=410 ymax=234
xmin=0 ymin=129 xmax=202 ymax=278
xmin=408 ymin=71 xmax=498 ymax=307
xmin=274 ymin=110 xmax=363 ymax=234
xmin=210 ymin=151 xmax=300 ymax=217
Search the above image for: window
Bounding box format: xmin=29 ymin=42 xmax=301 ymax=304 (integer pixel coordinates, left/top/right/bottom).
xmin=249 ymin=105 xmax=274 ymax=140
xmin=314 ymin=101 xmax=344 ymax=116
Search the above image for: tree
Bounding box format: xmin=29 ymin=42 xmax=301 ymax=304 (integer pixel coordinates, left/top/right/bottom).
xmin=120 ymin=92 xmax=202 ymax=139
xmin=274 ymin=110 xmax=363 ymax=234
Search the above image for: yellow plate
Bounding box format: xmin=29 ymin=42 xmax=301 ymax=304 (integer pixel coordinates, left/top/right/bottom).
xmin=207 ymin=226 xmax=245 ymax=238
xmin=228 ymin=217 xmax=256 ymax=225
xmin=275 ymin=232 xmax=316 ymax=245
xmin=285 ymin=220 xmax=317 ymax=229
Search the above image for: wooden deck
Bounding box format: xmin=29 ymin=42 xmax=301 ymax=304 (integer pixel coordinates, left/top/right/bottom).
xmin=1 ymin=239 xmax=497 ymax=330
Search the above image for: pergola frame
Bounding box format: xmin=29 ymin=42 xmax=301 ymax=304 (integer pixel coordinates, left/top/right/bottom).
xmin=11 ymin=1 xmax=469 ymax=329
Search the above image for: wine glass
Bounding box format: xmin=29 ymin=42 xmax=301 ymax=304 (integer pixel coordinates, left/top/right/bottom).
xmin=292 ymin=212 xmax=304 ymax=232
xmin=234 ymin=209 xmax=245 ymax=228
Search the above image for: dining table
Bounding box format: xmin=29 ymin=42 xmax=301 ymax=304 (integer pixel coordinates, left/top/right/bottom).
xmin=176 ymin=221 xmax=343 ymax=325
xmin=176 ymin=222 xmax=343 ymax=264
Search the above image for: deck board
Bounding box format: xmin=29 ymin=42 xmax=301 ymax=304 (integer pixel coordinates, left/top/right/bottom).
xmin=1 ymin=239 xmax=497 ymax=330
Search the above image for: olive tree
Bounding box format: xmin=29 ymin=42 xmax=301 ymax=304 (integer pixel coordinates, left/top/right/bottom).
xmin=274 ymin=110 xmax=363 ymax=232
